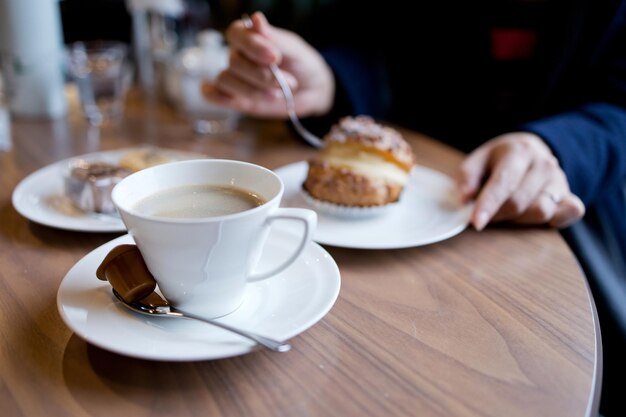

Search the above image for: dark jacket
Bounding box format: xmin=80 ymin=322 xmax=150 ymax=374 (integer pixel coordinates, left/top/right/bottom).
xmin=294 ymin=1 xmax=626 ymax=413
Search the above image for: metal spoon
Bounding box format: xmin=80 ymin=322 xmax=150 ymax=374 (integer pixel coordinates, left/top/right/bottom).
xmin=112 ymin=289 xmax=291 ymax=353
xmin=242 ymin=14 xmax=325 ymax=149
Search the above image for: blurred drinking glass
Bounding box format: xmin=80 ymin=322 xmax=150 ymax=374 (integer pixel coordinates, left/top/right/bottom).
xmin=66 ymin=41 xmax=132 ymax=126
xmin=168 ymin=30 xmax=240 ymax=135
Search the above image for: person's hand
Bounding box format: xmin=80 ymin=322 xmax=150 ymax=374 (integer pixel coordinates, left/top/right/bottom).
xmin=457 ymin=132 xmax=585 ymax=230
xmin=202 ymin=11 xmax=335 ymax=119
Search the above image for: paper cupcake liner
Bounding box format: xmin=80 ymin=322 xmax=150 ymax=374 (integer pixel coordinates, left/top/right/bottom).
xmin=301 ymin=189 xmax=398 ymax=220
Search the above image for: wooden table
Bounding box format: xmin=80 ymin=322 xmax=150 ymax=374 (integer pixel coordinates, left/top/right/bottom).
xmin=0 ymin=89 xmax=601 ymax=417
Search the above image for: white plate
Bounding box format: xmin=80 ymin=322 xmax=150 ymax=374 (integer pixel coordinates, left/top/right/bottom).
xmin=12 ymin=147 xmax=208 ymax=232
xmin=275 ymin=161 xmax=472 ymax=249
xmin=57 ymin=229 xmax=341 ymax=361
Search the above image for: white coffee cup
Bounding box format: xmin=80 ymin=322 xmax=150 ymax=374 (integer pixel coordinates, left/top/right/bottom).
xmin=111 ymin=159 xmax=317 ymax=318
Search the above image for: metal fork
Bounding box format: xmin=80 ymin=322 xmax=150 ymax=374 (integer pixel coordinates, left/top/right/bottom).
xmin=242 ymin=15 xmax=325 ymax=148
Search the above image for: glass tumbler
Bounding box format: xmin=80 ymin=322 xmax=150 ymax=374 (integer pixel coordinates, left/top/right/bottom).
xmin=66 ymin=41 xmax=131 ymax=126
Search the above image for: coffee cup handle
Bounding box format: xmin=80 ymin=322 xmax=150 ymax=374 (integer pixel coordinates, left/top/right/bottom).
xmin=247 ymin=208 xmax=317 ymax=282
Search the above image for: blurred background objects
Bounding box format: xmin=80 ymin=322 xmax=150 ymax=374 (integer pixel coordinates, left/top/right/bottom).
xmin=0 ymin=0 xmax=68 ymax=119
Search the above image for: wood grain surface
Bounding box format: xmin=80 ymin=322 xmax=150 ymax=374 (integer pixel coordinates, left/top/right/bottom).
xmin=0 ymin=88 xmax=600 ymax=417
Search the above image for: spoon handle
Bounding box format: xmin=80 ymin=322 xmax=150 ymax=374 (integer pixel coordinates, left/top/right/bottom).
xmin=169 ymin=308 xmax=292 ymax=353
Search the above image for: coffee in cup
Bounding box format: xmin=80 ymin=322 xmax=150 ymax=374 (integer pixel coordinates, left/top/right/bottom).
xmin=132 ymin=184 xmax=265 ymax=218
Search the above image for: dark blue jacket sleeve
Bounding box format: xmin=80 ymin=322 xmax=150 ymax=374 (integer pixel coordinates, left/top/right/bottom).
xmin=523 ymin=103 xmax=626 ymax=205
xmin=322 ymin=47 xmax=391 ymax=118
xmin=300 ymin=46 xmax=390 ymax=137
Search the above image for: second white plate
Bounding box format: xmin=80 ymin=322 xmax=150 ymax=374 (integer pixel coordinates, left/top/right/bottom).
xmin=12 ymin=147 xmax=208 ymax=233
xmin=275 ymin=161 xmax=472 ymax=249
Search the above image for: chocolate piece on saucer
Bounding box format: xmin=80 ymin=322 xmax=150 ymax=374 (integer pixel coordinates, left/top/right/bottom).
xmin=96 ymin=244 xmax=156 ymax=304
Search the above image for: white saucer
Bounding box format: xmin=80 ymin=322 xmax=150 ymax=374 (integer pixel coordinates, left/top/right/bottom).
xmin=275 ymin=161 xmax=472 ymax=249
xmin=12 ymin=147 xmax=207 ymax=233
xmin=57 ymin=229 xmax=341 ymax=361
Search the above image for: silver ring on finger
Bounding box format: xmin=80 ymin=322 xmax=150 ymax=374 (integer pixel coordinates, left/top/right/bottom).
xmin=540 ymin=190 xmax=562 ymax=205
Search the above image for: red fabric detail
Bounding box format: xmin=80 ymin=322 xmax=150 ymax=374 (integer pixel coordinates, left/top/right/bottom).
xmin=490 ymin=28 xmax=537 ymax=61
